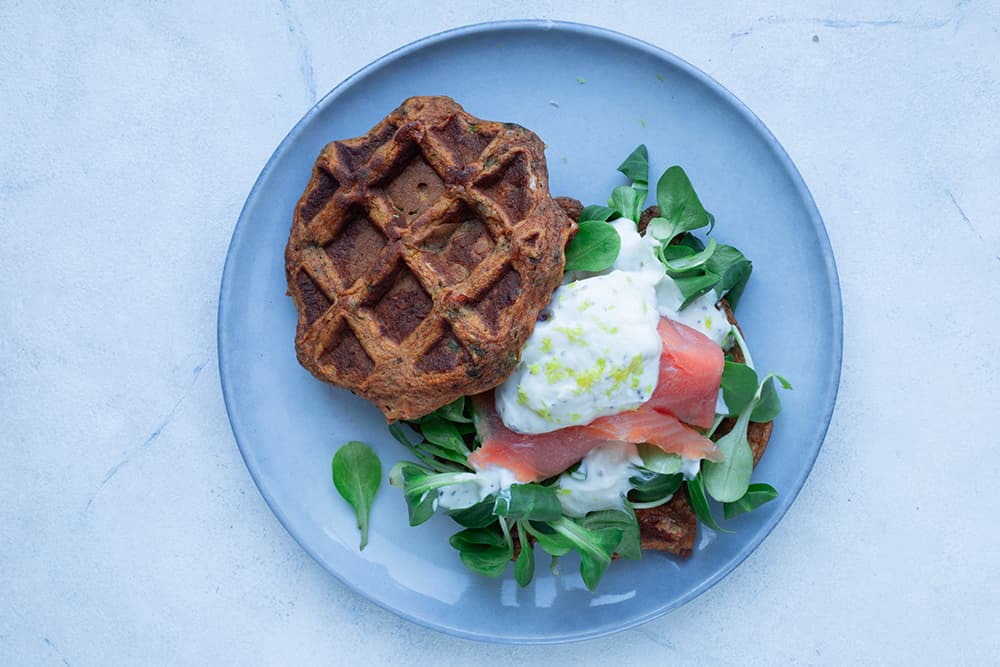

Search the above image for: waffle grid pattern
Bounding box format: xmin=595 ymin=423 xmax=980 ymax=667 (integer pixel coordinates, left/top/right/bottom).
xmin=285 ymin=97 xmax=573 ymax=420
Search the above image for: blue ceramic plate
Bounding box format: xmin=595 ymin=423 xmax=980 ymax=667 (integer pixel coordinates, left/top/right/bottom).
xmin=219 ymin=20 xmax=841 ymax=644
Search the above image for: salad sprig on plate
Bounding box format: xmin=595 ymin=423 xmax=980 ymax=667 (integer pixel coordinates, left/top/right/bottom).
xmin=385 ymin=395 xmax=683 ymax=589
xmin=333 ymin=146 xmax=790 ymax=589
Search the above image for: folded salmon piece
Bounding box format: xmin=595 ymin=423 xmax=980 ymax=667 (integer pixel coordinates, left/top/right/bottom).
xmin=468 ymin=395 xmax=721 ymax=483
xmin=644 ymin=317 xmax=724 ymax=430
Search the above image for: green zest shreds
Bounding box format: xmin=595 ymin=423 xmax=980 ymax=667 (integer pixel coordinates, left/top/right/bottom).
xmin=330 ymin=146 xmax=790 ymax=590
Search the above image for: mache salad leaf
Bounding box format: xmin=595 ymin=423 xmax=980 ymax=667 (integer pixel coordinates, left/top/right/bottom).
xmin=332 ymin=441 xmax=382 ymax=550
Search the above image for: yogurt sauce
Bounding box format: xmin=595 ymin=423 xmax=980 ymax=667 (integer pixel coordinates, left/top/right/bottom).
xmin=556 ymin=442 xmax=642 ymax=517
xmin=495 ymin=270 xmax=662 ymax=434
xmin=496 ymin=217 xmax=730 ymax=435
xmin=555 ymin=443 xmax=704 ymax=516
xmin=435 ymin=467 xmax=518 ymax=511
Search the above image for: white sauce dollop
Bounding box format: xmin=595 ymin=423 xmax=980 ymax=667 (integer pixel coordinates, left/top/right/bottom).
xmin=556 ymin=443 xmax=642 ymax=517
xmin=435 ymin=467 xmax=518 ymax=511
xmin=495 ymin=270 xmax=662 ymax=434
xmin=554 ymin=443 xmax=702 ymax=517
xmin=496 ymin=217 xmax=730 ymax=434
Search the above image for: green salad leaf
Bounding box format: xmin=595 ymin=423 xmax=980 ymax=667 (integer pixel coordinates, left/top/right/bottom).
xmin=617 ymin=144 xmax=649 ymax=185
xmin=332 ymin=441 xmax=382 ymax=550
xmin=387 ymin=423 xmax=464 ymax=473
xmin=723 ymin=483 xmax=779 ymax=519
xmin=720 ymin=360 xmax=759 ymax=417
xmin=514 ymin=522 xmax=535 ymax=586
xmin=751 ymin=375 xmax=791 ymax=422
xmin=648 ymin=166 xmax=712 ymax=244
xmin=628 ymin=471 xmax=683 ymax=505
xmin=673 ymin=271 xmax=723 ymax=309
xmin=584 ymin=507 xmax=641 ymax=561
xmin=446 ymin=497 xmax=497 ymax=528
xmin=419 ymin=416 xmax=471 ymax=457
xmin=702 ymin=410 xmax=755 ymax=503
xmin=609 ymin=186 xmax=644 ymax=224
xmin=658 ymin=237 xmax=718 ymax=274
xmin=579 ymin=204 xmax=617 ymax=222
xmin=687 ymin=472 xmax=731 ymax=533
xmin=704 ymin=367 xmax=791 ymax=503
xmin=450 ymin=525 xmax=513 ymax=578
xmin=524 ymin=521 xmax=575 ymax=557
xmin=636 ymin=444 xmax=683 ymax=475
xmin=564 ymin=220 xmax=622 ymax=272
xmin=492 ymin=484 xmax=563 ymax=522
xmin=430 ymin=396 xmax=473 ymax=424
xmin=708 ymin=245 xmax=753 ymax=309
xmin=609 ymin=144 xmax=649 ymax=222
xmin=549 ymin=517 xmax=622 ymax=591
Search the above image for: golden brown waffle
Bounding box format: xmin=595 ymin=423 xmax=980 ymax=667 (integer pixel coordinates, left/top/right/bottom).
xmin=285 ymin=96 xmax=575 ymax=421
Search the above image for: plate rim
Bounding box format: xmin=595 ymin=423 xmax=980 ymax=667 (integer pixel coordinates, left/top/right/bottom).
xmin=217 ymin=18 xmax=843 ymax=644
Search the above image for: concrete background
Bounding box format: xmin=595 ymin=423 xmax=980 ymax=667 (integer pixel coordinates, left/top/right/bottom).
xmin=2 ymin=1 xmax=998 ymax=664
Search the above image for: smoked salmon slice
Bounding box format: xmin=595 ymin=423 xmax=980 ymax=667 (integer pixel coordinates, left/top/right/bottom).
xmin=645 ymin=318 xmax=724 ymax=429
xmin=467 ymin=394 xmax=722 ymax=482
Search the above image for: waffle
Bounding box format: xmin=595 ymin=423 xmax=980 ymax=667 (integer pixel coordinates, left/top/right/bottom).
xmin=285 ymin=96 xmax=575 ymax=421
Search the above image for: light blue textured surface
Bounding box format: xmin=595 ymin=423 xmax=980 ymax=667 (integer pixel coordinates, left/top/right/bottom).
xmin=2 ymin=1 xmax=999 ymax=664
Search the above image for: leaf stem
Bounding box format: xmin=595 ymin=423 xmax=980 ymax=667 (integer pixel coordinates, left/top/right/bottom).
xmin=731 ymin=326 xmax=755 ymax=370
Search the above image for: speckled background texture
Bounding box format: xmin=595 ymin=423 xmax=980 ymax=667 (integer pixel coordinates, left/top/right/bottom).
xmin=2 ymin=1 xmax=998 ymax=664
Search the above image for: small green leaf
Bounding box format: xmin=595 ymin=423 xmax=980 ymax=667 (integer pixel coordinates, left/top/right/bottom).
xmin=449 ymin=526 xmax=505 ymax=549
xmin=687 ymin=473 xmax=731 ymax=533
xmin=514 ymin=522 xmax=535 ymax=587
xmin=450 ymin=527 xmax=512 ymax=578
xmin=627 ymin=471 xmax=683 ymax=504
xmin=723 ymin=483 xmax=779 ymax=519
xmin=673 ymin=271 xmax=721 ymax=309
xmin=675 ymin=232 xmax=706 ymax=252
xmin=550 ymin=518 xmax=621 ymax=591
xmin=564 ymin=220 xmax=622 ymax=272
xmin=616 ymin=144 xmax=649 ymax=186
xmin=584 ymin=507 xmax=642 ymax=560
xmin=751 ymin=374 xmax=792 ymax=422
xmin=654 ymin=166 xmax=712 ymax=243
xmin=409 ymin=439 xmax=470 ymax=466
xmin=579 ymin=205 xmax=617 ymax=222
xmin=705 ymin=244 xmax=746 ymax=274
xmin=332 ymin=441 xmax=382 ymax=550
xmin=751 ymin=377 xmax=781 ymax=422
xmin=578 ymin=529 xmax=622 ymax=591
xmin=492 ymin=484 xmax=563 ymax=522
xmin=524 ymin=521 xmax=574 ymax=557
xmin=387 ymin=461 xmax=437 ymax=526
xmin=446 ymin=498 xmax=497 ymax=528
xmin=706 ymin=245 xmax=753 ymax=309
xmin=420 ymin=416 xmax=471 ymax=456
xmin=660 ymin=237 xmax=718 ymax=275
xmin=388 ymin=423 xmax=462 ymax=473
xmin=431 ymin=396 xmax=472 ymax=423
xmin=636 ymin=444 xmax=683 ymax=474
xmin=660 ymin=243 xmax=696 ymax=261
xmin=702 ymin=414 xmax=755 ymax=503
xmin=609 ymin=185 xmax=645 ymax=223
xmin=720 ymin=361 xmax=759 ymax=416
xmin=645 ymin=216 xmax=672 ymax=240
